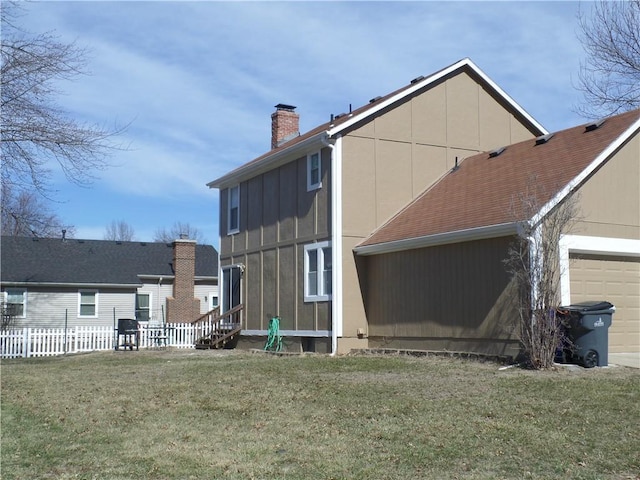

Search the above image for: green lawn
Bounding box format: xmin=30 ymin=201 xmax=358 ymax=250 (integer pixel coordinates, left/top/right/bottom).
xmin=1 ymin=350 xmax=638 ymax=479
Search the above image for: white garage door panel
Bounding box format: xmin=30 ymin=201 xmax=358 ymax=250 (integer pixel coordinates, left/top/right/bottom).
xmin=570 ymin=257 xmax=640 ymax=353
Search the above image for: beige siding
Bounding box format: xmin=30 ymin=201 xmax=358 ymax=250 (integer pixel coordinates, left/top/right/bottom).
xmin=569 ymin=255 xmax=639 ymax=353
xmin=363 ymin=237 xmax=520 ymax=357
xmin=340 ymin=70 xmax=539 ymax=348
xmin=574 ymin=133 xmax=640 ymax=240
xmin=7 ymin=279 xmax=216 ymax=329
xmin=375 ymin=140 xmax=413 ymax=225
xmin=13 ymin=287 xmax=135 ymax=329
xmin=194 ymin=283 xmax=218 ymax=314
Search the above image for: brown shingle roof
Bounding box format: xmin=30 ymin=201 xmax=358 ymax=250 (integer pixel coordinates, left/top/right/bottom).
xmin=358 ymin=108 xmax=640 ymax=251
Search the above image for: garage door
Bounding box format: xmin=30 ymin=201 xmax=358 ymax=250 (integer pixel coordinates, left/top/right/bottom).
xmin=569 ymin=255 xmax=640 ymax=353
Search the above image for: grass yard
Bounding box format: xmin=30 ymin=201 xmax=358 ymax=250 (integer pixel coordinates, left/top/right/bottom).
xmin=1 ymin=350 xmax=639 ymax=480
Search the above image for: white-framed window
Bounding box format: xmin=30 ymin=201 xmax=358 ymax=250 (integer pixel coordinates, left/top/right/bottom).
xmin=4 ymin=288 xmax=26 ymax=318
xmin=78 ymin=290 xmax=98 ymax=318
xmin=307 ymin=151 xmax=322 ymax=191
xmin=208 ymin=291 xmax=219 ymax=310
xmin=228 ymin=185 xmax=240 ymax=234
xmin=304 ymin=241 xmax=332 ymax=302
xmin=136 ymin=292 xmax=152 ymax=322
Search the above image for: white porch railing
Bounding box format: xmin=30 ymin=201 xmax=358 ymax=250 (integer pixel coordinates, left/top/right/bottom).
xmin=0 ymin=323 xmax=199 ymax=359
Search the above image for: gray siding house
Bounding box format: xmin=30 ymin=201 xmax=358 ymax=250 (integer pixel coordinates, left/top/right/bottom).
xmin=1 ymin=236 xmax=219 ymax=329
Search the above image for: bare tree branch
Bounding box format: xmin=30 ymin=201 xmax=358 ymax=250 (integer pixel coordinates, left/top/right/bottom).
xmin=0 ymin=1 xmax=128 ymax=232
xmin=154 ymin=222 xmax=206 ymax=244
xmin=1 ymin=183 xmax=75 ymax=238
xmin=576 ymin=1 xmax=640 ymax=118
xmin=504 ymin=180 xmax=581 ymax=369
xmin=103 ymin=220 xmax=136 ymax=241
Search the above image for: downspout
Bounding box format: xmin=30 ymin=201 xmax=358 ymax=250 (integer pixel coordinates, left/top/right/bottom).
xmin=528 ymin=223 xmax=543 ymax=313
xmin=157 ymin=276 xmax=163 ymax=322
xmin=322 ymin=132 xmax=342 ymax=356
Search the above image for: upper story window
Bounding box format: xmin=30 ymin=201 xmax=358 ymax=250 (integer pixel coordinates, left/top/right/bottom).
xmin=228 ymin=185 xmax=240 ymax=234
xmin=304 ymin=241 xmax=332 ymax=302
xmin=307 ymin=151 xmax=322 ymax=191
xmin=4 ymin=288 xmax=26 ymax=318
xmin=78 ymin=290 xmax=98 ymax=318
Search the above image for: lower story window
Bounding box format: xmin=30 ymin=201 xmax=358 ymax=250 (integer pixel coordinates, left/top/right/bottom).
xmin=4 ymin=288 xmax=26 ymax=317
xmin=304 ymin=241 xmax=332 ymax=302
xmin=136 ymin=293 xmax=151 ymax=321
xmin=79 ymin=290 xmax=98 ymax=317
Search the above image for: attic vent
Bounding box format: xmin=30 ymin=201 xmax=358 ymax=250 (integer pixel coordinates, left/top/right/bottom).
xmin=410 ymin=75 xmax=425 ymax=84
xmin=585 ymin=118 xmax=606 ymax=132
xmin=369 ymin=96 xmax=382 ymax=104
xmin=535 ymin=133 xmax=555 ymax=145
xmin=334 ymin=112 xmax=347 ymax=119
xmin=488 ymin=146 xmax=506 ymax=158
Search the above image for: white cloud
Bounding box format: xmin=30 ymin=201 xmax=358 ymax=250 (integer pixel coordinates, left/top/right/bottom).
xmin=15 ymin=0 xmax=592 ymax=247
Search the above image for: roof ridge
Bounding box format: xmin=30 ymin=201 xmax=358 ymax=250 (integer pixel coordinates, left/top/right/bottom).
xmin=208 ymin=58 xmax=546 ymax=189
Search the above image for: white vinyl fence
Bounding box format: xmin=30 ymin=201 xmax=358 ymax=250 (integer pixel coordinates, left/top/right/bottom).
xmin=1 ymin=323 xmax=198 ymax=359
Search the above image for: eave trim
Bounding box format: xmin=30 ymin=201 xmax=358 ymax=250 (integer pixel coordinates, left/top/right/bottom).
xmin=329 ymin=58 xmax=547 ymax=137
xmin=207 ymin=134 xmax=327 ymax=189
xmin=0 ymin=282 xmax=143 ymax=288
xmin=354 ymin=222 xmax=518 ymax=256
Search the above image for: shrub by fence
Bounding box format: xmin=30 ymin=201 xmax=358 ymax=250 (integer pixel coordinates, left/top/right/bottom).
xmin=1 ymin=323 xmax=198 ymax=359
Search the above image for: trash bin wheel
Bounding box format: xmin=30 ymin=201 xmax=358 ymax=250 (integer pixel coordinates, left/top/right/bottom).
xmin=583 ymin=350 xmax=598 ymax=368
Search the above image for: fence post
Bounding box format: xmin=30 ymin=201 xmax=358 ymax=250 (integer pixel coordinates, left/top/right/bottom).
xmin=23 ymin=328 xmax=30 ymax=358
xmin=64 ymin=309 xmax=68 ymax=354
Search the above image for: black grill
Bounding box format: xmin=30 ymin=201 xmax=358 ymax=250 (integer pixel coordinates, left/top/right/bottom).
xmin=116 ymin=319 xmax=139 ymax=351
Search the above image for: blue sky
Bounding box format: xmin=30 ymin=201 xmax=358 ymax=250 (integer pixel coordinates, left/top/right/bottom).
xmin=16 ymin=1 xmax=592 ymax=248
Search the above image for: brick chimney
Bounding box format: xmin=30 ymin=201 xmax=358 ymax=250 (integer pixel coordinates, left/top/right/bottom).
xmin=165 ymin=237 xmax=201 ymax=324
xmin=271 ymin=104 xmax=299 ymax=149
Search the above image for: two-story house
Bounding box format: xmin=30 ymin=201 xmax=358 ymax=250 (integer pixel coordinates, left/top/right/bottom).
xmin=207 ymin=58 xmax=548 ymax=354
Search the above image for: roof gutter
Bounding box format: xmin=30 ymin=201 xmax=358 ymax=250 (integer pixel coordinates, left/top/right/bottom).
xmin=207 ymin=132 xmax=327 ymax=189
xmin=0 ymin=282 xmax=143 ymax=288
xmin=138 ymin=274 xmax=218 ymax=281
xmin=354 ymin=222 xmax=519 ymax=256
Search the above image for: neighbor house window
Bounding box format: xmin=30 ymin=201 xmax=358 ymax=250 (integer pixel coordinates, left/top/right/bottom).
xmin=78 ymin=290 xmax=98 ymax=317
xmin=304 ymin=241 xmax=332 ymax=302
xmin=228 ymin=185 xmax=240 ymax=234
xmin=307 ymin=151 xmax=321 ymax=191
xmin=136 ymin=293 xmax=151 ymax=322
xmin=4 ymin=288 xmax=26 ymax=318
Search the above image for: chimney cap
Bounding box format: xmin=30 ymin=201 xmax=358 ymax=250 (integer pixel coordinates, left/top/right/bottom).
xmin=275 ymin=103 xmax=296 ymax=111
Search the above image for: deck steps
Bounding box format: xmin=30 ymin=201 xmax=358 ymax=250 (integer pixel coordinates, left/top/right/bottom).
xmin=192 ymin=304 xmax=243 ymax=350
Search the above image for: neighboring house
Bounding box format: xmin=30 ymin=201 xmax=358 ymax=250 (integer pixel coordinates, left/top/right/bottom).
xmin=0 ymin=236 xmax=219 ymax=329
xmin=207 ymin=58 xmax=548 ymax=353
xmin=355 ymin=108 xmax=640 ymax=358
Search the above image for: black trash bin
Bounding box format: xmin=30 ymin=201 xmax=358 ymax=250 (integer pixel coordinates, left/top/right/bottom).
xmin=558 ymin=301 xmax=614 ymax=368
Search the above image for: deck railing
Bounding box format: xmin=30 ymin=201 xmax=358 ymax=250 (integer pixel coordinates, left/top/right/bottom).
xmin=191 ymin=304 xmax=244 ymax=348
